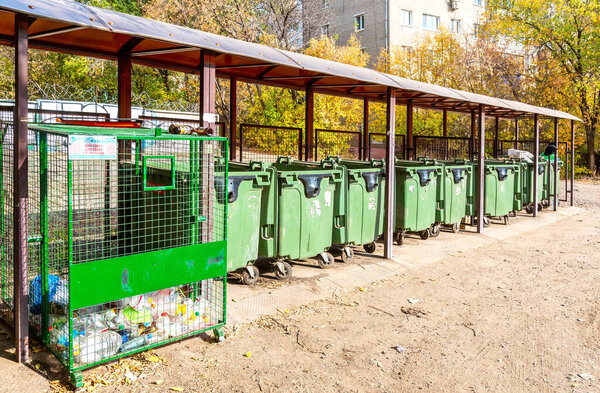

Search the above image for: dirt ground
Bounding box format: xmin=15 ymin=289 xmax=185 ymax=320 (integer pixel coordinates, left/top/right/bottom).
xmin=1 ymin=181 xmax=599 ymax=393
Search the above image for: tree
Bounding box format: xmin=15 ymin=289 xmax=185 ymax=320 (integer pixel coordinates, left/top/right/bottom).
xmin=486 ymin=0 xmax=600 ymax=171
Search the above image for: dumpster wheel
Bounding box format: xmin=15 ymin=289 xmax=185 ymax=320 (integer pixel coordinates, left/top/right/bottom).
xmin=394 ymin=230 xmax=406 ymax=245
xmin=363 ymin=242 xmax=377 ymax=253
xmin=419 ymin=229 xmax=430 ymax=240
xmin=538 ymin=202 xmax=543 ymax=212
xmin=275 ymin=261 xmax=292 ymax=280
xmin=317 ymin=252 xmax=334 ymax=268
xmin=341 ymin=247 xmax=354 ymax=263
xmin=430 ymin=223 xmax=441 ymax=238
xmin=451 ymin=222 xmax=460 ymax=233
xmin=241 ymin=265 xmax=260 ymax=285
xmin=525 ymin=204 xmax=534 ymax=214
xmin=503 ymin=215 xmax=509 ymax=225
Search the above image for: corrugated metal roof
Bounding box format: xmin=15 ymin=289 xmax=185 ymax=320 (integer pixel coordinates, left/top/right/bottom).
xmin=0 ymin=0 xmax=581 ymax=121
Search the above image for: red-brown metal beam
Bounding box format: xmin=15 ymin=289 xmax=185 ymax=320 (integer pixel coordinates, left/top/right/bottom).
xmin=230 ymin=76 xmax=237 ymax=160
xmin=406 ymin=100 xmax=414 ymax=160
xmin=28 ymin=25 xmax=86 ymax=40
xmin=131 ymin=46 xmax=197 ymax=57
xmin=533 ymin=114 xmax=540 ymax=217
xmin=494 ymin=116 xmax=499 ymax=158
xmin=553 ymin=117 xmax=559 ymax=211
xmin=476 ymin=105 xmax=486 ymax=233
xmin=470 ymin=110 xmax=476 ymax=160
xmin=514 ymin=118 xmax=519 ymax=149
xmin=13 ymin=12 xmax=29 ymax=364
xmin=363 ymin=98 xmax=369 ymax=160
xmin=570 ymin=120 xmax=575 ymax=206
xmin=305 ymin=85 xmax=314 ymax=161
xmin=200 ymin=50 xmax=217 ymax=129
xmin=442 ymin=109 xmax=448 ymax=137
xmin=384 ymin=87 xmax=396 ymax=259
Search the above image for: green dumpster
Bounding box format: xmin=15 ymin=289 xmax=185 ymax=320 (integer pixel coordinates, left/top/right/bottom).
xmin=394 ymin=158 xmax=443 ymax=245
xmin=268 ymin=157 xmax=344 ymax=268
xmin=332 ymin=158 xmax=386 ymax=256
xmin=215 ymin=161 xmax=276 ymax=285
xmin=437 ymin=159 xmax=473 ymax=233
xmin=475 ymin=160 xmax=520 ymax=223
xmin=521 ymin=158 xmax=546 ymax=214
xmin=546 ymin=158 xmax=563 ymax=207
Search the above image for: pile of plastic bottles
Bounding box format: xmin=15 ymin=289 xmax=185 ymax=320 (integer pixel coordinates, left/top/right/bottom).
xmin=36 ymin=284 xmax=213 ymax=365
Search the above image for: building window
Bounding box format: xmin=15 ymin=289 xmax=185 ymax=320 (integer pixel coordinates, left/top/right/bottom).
xmin=422 ymin=14 xmax=440 ymax=31
xmin=450 ymin=19 xmax=462 ymax=33
xmin=401 ymin=45 xmax=414 ymax=59
xmin=354 ymin=13 xmax=365 ymax=32
xmin=321 ymin=24 xmax=329 ymax=37
xmin=474 ymin=0 xmax=484 ymax=6
xmin=473 ymin=23 xmax=481 ymax=38
xmin=401 ymin=10 xmax=413 ymax=26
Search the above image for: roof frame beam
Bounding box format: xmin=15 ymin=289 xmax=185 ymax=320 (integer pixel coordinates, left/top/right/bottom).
xmin=131 ymin=45 xmax=198 ymax=57
xmin=28 ymin=25 xmax=86 ymax=40
xmin=216 ymin=62 xmax=273 ymax=70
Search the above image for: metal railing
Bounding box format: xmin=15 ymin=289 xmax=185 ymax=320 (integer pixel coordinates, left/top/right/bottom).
xmin=0 ymin=107 xmax=111 ymax=124
xmin=138 ymin=115 xmax=226 ymax=137
xmin=368 ymin=133 xmax=406 ymax=160
xmin=414 ymin=136 xmax=472 ymax=161
xmin=314 ymin=129 xmax=362 ymax=161
xmin=238 ymin=123 xmax=303 ymax=163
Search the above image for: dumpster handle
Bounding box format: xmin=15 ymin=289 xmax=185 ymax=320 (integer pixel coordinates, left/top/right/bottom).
xmin=362 ymin=171 xmax=380 ymax=192
xmin=275 ymin=156 xmax=293 ymax=165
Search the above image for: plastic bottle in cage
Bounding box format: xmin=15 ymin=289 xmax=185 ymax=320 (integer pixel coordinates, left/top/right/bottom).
xmin=74 ymin=330 xmax=122 ymax=365
xmin=120 ymin=334 xmax=151 ymax=352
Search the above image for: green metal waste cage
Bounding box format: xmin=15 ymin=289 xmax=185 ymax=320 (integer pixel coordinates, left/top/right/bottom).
xmin=0 ymin=124 xmax=228 ymax=386
xmin=437 ymin=160 xmax=473 ymax=233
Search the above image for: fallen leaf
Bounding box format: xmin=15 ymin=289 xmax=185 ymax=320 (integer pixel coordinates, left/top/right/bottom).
xmin=244 ymin=352 xmax=251 ymax=358
xmin=170 ymin=387 xmax=183 ymax=392
xmin=153 ymin=380 xmax=164 ymax=385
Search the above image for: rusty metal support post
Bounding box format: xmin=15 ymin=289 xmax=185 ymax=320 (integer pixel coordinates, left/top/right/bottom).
xmin=229 ymin=76 xmax=237 ymax=160
xmin=570 ymin=120 xmax=575 ymax=206
xmin=443 ymin=109 xmax=448 ymax=160
xmin=200 ymin=50 xmax=216 ymax=130
xmin=117 ymin=54 xmax=132 ymax=120
xmin=470 ymin=110 xmax=476 ymax=161
xmin=476 ymin=105 xmax=485 ymax=233
xmin=494 ymin=116 xmax=499 ymax=158
xmin=514 ymin=118 xmax=519 ymax=149
xmin=406 ymin=100 xmax=413 ymax=160
xmin=533 ymin=114 xmax=540 ymax=217
xmin=553 ymin=117 xmax=559 ymax=211
xmin=363 ymin=98 xmax=369 ymax=161
xmin=384 ymin=88 xmax=396 ymax=259
xmin=305 ymin=86 xmax=314 ymax=161
xmin=13 ymin=13 xmax=29 ymax=363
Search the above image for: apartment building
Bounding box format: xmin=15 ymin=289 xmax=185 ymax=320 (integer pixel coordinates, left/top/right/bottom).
xmin=304 ymin=0 xmax=486 ymax=64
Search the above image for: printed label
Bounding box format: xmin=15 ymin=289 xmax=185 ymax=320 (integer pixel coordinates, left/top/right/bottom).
xmin=68 ymin=135 xmax=117 ymax=160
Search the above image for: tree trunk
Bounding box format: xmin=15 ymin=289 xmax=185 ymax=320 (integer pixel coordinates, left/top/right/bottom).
xmin=585 ymin=123 xmax=596 ymax=174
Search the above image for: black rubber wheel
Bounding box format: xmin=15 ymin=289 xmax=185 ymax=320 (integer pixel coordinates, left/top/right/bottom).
xmin=241 ymin=266 xmax=259 ymax=285
xmin=451 ymin=222 xmax=460 ymax=233
xmin=395 ymin=231 xmax=405 ymax=245
xmin=525 ymin=204 xmax=534 ymax=214
xmin=503 ymin=215 xmax=509 ymax=225
xmin=419 ymin=229 xmax=430 ymax=240
xmin=483 ymin=217 xmax=491 ymax=228
xmin=340 ymin=247 xmax=355 ymax=263
xmin=430 ymin=224 xmax=441 ymax=238
xmin=317 ymin=252 xmax=334 ymax=268
xmin=274 ymin=262 xmax=292 ymax=280
xmin=363 ymin=242 xmax=376 ymax=254
xmin=537 ymin=203 xmax=543 ymax=212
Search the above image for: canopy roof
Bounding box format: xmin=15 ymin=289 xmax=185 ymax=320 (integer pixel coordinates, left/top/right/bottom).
xmin=0 ymin=0 xmax=580 ymax=121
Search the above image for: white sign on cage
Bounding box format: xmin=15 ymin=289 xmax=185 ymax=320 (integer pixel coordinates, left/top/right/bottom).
xmin=68 ymin=135 xmax=118 ymax=160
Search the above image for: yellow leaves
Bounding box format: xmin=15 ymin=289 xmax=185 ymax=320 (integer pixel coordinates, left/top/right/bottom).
xmin=153 ymin=380 xmax=164 ymax=385
xmin=169 ymin=387 xmax=184 ymax=392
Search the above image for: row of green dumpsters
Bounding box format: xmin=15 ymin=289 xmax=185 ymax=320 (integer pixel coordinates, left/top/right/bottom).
xmin=223 ymin=156 xmax=561 ymax=284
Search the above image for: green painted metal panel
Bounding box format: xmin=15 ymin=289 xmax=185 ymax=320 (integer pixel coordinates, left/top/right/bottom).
xmin=477 ymin=161 xmax=519 ymax=217
xmin=438 ymin=162 xmax=472 ymax=225
xmin=70 ymin=241 xmax=226 ymax=310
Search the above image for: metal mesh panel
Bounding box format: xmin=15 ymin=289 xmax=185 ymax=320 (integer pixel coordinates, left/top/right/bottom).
xmin=414 ymin=136 xmax=472 ymax=160
xmin=498 ymin=140 xmax=552 ymax=156
xmin=239 ymin=124 xmax=302 ymax=163
xmin=368 ymin=133 xmax=405 ymax=160
xmin=0 ymin=108 xmax=110 ymax=125
xmin=67 ymin=277 xmax=224 ymax=367
xmin=315 ymin=129 xmax=361 ymax=160
xmin=139 ymin=116 xmax=226 ymax=138
xmin=0 ymin=121 xmax=14 ymax=327
xmin=2 ymin=126 xmax=228 ymax=372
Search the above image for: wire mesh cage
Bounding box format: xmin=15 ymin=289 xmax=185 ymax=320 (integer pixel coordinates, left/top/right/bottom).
xmin=0 ymin=123 xmax=228 ymax=385
xmin=314 ymin=129 xmax=361 ymax=161
xmin=368 ymin=133 xmax=405 ymax=160
xmin=238 ymin=124 xmax=303 ymax=163
xmin=414 ymin=136 xmax=472 ymax=161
